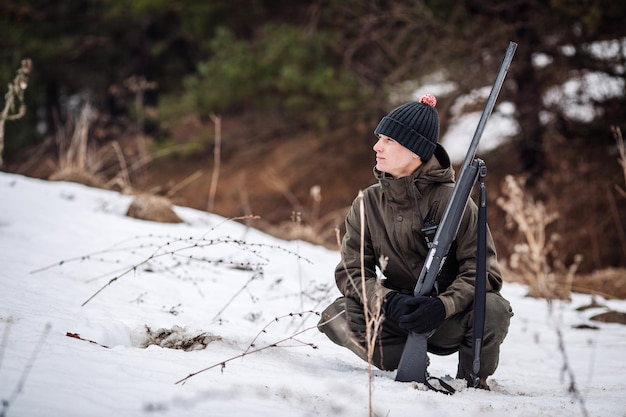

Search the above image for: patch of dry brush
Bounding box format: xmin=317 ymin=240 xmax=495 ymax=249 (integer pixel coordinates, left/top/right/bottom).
xmin=497 ymin=175 xmax=582 ymax=300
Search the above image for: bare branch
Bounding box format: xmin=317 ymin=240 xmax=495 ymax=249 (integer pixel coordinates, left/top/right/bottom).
xmin=174 ymin=311 xmax=323 ymax=385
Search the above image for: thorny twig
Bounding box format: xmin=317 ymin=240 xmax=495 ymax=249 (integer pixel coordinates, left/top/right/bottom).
xmin=243 ymin=310 xmax=318 ymax=355
xmin=0 ymin=323 xmax=50 ymax=417
xmin=210 ymin=266 xmax=264 ymax=323
xmin=30 ymin=220 xmax=311 ymax=306
xmin=174 ymin=311 xmax=328 ymax=385
xmin=30 ymin=215 xmax=263 ymax=275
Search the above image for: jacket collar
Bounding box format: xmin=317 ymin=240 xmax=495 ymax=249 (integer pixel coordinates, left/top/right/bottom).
xmin=374 ymin=144 xmax=455 ymax=199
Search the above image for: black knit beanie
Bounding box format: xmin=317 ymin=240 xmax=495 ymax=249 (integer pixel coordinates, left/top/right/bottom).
xmin=374 ymin=94 xmax=440 ymax=161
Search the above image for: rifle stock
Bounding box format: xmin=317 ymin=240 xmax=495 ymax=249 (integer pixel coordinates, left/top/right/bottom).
xmin=395 ymin=41 xmax=517 ymax=383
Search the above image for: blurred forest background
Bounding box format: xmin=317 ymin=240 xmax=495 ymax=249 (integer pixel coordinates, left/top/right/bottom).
xmin=1 ymin=0 xmax=625 ymax=295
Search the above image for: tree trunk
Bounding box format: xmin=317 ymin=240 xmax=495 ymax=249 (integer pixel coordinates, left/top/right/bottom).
xmin=512 ymin=30 xmax=546 ymax=180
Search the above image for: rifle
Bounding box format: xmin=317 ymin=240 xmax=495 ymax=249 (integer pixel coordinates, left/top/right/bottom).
xmin=395 ymin=41 xmax=517 ymax=384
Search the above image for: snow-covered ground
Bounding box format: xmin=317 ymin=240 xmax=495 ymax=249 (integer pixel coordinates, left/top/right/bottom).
xmin=1 ymin=172 xmax=625 ymax=417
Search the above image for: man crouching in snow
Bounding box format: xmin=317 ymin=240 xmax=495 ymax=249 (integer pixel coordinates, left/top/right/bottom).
xmin=317 ymin=94 xmax=513 ymax=390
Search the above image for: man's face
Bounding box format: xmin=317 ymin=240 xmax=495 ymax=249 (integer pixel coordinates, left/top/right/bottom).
xmin=373 ymin=135 xmax=422 ymax=178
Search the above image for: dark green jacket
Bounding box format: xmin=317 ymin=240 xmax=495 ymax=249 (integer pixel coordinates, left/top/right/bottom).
xmin=335 ymin=146 xmax=503 ymax=317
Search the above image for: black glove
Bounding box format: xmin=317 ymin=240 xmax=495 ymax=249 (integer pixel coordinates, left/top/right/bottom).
xmin=382 ymin=291 xmax=418 ymax=322
xmin=397 ymin=296 xmax=446 ymax=334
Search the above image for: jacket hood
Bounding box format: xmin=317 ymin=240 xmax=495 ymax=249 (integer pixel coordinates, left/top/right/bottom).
xmin=374 ymin=143 xmax=455 ymax=193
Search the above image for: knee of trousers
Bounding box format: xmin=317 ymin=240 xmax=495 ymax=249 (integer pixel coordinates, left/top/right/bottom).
xmin=317 ymin=299 xmax=345 ymax=334
xmin=317 ymin=298 xmax=370 ymax=361
xmin=483 ymin=292 xmax=513 ymax=342
xmin=317 ymin=297 xmax=363 ymax=343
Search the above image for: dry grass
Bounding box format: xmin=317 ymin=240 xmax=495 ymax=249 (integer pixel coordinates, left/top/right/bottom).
xmin=48 ymin=103 xmax=110 ymax=189
xmin=494 ymin=127 xmax=626 ymax=302
xmin=46 ymin=99 xmax=195 ymax=225
xmin=496 ymin=175 xmax=582 ymax=300
xmin=0 ymin=59 xmax=31 ymax=169
xmin=261 ymin=180 xmax=349 ymax=248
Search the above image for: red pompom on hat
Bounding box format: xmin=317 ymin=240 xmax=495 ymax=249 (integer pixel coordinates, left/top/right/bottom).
xmin=374 ymin=93 xmax=440 ymax=160
xmin=420 ymin=93 xmax=437 ymax=108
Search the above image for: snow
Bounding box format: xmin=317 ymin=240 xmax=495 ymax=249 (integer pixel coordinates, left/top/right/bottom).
xmin=442 ymin=95 xmax=519 ymax=163
xmin=1 ymin=172 xmax=626 ymax=417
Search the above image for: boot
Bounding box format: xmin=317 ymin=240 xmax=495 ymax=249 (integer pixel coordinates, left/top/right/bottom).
xmin=456 ymin=366 xmax=490 ymax=390
xmin=473 ymin=377 xmax=490 ymax=391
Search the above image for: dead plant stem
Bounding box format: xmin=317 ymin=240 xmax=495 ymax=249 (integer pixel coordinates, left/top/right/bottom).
xmin=357 ymin=191 xmax=383 ymax=417
xmin=175 ymin=312 xmax=326 ymax=385
xmin=0 ymin=59 xmax=31 ymax=169
xmin=0 ymin=323 xmax=50 ymax=417
xmin=167 ymin=169 xmax=203 ymax=198
xmin=207 ymin=113 xmax=221 ymax=212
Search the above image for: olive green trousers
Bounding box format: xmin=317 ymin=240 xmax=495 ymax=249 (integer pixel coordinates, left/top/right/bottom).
xmin=318 ymin=292 xmax=513 ymax=381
